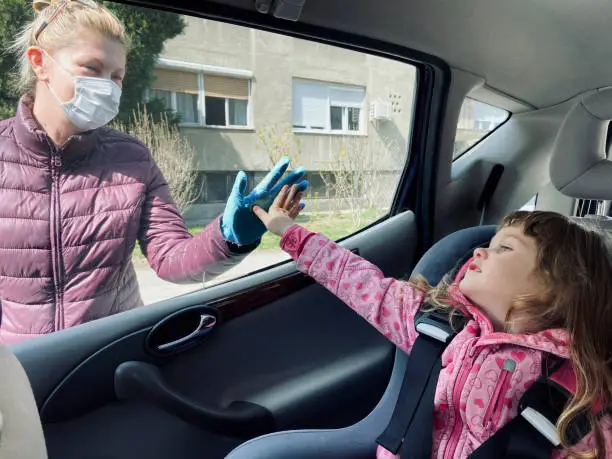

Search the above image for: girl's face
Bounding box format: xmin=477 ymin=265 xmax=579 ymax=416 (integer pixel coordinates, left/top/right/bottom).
xmin=459 ymin=225 xmax=545 ymax=331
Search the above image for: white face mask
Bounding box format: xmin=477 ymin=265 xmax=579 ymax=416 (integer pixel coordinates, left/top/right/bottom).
xmin=44 ymin=51 xmax=122 ymax=131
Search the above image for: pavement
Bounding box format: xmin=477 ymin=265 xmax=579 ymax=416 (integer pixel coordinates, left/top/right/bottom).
xmin=134 ymin=248 xmax=291 ymax=304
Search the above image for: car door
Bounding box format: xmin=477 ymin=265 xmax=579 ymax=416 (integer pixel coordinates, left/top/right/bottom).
xmin=7 ymin=1 xmax=449 ymax=459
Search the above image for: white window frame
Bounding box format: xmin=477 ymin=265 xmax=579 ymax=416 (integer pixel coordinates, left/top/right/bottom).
xmin=292 ymin=78 xmax=366 ymax=136
xmin=149 ymin=58 xmax=254 ymax=129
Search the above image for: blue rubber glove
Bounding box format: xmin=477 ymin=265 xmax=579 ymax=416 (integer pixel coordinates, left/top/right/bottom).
xmin=221 ymin=156 xmax=309 ymax=245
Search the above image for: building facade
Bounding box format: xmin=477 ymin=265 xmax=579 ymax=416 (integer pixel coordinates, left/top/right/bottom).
xmin=150 ymin=17 xmax=416 ymax=223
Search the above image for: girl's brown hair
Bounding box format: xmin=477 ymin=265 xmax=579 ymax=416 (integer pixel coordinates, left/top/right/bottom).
xmin=9 ymin=0 xmax=129 ymax=94
xmin=411 ymin=211 xmax=612 ymax=457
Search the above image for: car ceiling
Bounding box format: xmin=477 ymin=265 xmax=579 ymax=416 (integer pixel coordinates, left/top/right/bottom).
xmin=133 ymin=0 xmax=612 ymax=111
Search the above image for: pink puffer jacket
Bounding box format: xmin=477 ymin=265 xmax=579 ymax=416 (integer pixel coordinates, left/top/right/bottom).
xmin=0 ymin=96 xmax=246 ymax=344
xmin=280 ymin=224 xmax=612 ymax=458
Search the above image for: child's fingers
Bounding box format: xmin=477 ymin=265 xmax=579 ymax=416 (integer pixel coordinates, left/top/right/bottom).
xmin=297 ymin=202 xmax=306 ymax=216
xmin=284 ymin=184 xmax=299 ymax=209
xmin=272 ymin=185 xmax=289 ymax=209
xmin=288 ymin=196 xmax=303 ymax=218
xmin=252 ymin=205 xmax=268 ymax=223
xmin=290 ymin=194 xmax=302 ymax=212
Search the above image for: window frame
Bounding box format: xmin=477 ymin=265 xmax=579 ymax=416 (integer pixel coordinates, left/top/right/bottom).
xmin=292 ymin=78 xmax=366 ymax=136
xmin=149 ymin=59 xmax=254 ymax=129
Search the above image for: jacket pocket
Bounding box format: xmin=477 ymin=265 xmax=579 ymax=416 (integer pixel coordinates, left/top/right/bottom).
xmin=483 ymin=358 xmax=516 ymax=428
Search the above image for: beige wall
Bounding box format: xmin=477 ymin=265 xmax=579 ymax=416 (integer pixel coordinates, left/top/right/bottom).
xmin=161 ymin=17 xmax=416 ymax=173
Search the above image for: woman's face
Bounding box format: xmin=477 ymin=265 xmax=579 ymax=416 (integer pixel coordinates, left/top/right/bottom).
xmin=44 ymin=27 xmax=126 ymax=99
xmin=29 ymin=27 xmax=126 ymax=130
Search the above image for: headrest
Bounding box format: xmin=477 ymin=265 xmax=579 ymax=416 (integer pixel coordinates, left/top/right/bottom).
xmin=0 ymin=345 xmax=47 ymax=458
xmin=550 ymin=87 xmax=612 ymax=200
xmin=412 ymin=225 xmax=496 ymax=285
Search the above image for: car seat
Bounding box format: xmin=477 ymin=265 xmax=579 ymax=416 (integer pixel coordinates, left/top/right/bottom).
xmin=225 ymin=225 xmax=497 ymax=458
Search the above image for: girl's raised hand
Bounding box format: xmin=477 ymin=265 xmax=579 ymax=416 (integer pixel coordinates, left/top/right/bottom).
xmin=253 ymin=184 xmax=304 ymax=237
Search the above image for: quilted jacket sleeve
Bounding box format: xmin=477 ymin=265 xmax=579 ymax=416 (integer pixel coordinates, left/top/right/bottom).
xmin=138 ymin=158 xmax=255 ymax=284
xmin=280 ymin=224 xmax=425 ymax=353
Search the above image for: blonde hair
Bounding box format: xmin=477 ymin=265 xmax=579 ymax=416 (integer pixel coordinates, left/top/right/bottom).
xmin=411 ymin=211 xmax=612 ymax=458
xmin=9 ymin=0 xmax=130 ymax=94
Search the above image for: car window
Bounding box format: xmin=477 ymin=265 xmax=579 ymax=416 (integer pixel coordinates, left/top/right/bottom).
xmin=520 ymin=195 xmax=538 ymax=211
xmin=0 ymin=2 xmax=417 ymax=314
xmin=575 ymin=199 xmax=610 ymax=217
xmin=126 ymin=15 xmax=418 ymax=303
xmin=453 ymin=98 xmax=509 ymax=159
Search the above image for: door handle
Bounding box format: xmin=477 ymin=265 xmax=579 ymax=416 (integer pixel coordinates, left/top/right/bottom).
xmin=156 ymin=314 xmax=216 ymax=351
xmin=145 ymin=305 xmax=220 ymax=357
xmin=115 ymin=361 xmax=275 ymax=438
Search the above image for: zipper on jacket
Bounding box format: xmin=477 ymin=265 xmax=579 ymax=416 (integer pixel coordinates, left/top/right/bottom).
xmin=483 ymin=358 xmax=516 ymax=428
xmin=443 ymin=341 xmax=477 ymax=459
xmin=49 ymin=146 xmax=65 ymax=331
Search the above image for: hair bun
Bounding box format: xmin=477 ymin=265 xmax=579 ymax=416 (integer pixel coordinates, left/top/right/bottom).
xmin=32 ymin=0 xmax=63 ymax=13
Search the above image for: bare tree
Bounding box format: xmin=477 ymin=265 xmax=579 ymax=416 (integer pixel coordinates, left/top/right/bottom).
xmin=256 ymin=123 xmax=303 ymax=168
xmin=319 ymin=135 xmax=403 ymax=226
xmin=112 ymin=106 xmax=200 ymax=213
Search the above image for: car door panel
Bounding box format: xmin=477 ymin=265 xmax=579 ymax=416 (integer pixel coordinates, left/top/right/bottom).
xmin=45 ymin=402 xmax=243 ymax=459
xmin=16 ymin=211 xmax=417 ymax=459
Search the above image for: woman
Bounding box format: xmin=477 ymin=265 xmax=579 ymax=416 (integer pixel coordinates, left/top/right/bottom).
xmin=0 ymin=0 xmax=307 ymax=344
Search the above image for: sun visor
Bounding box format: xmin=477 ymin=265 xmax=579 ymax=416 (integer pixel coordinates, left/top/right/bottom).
xmin=550 ymin=87 xmax=612 ymax=200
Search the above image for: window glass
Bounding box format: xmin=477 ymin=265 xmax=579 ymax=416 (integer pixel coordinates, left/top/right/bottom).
xmin=348 ymin=107 xmax=361 ymax=131
xmin=330 ymin=106 xmax=342 ymax=130
xmin=575 ymin=199 xmax=609 ymax=217
xmin=453 ymin=98 xmax=509 ymax=158
xmin=205 ymin=97 xmax=226 ymax=126
xmin=5 ymin=5 xmax=417 ymax=313
xmin=205 ymin=173 xmax=230 ymax=203
xmin=176 ymin=92 xmax=199 ymax=123
xmin=137 ymin=16 xmax=417 ymax=300
xmin=520 ymin=195 xmax=538 ymax=211
xmin=229 ymin=99 xmax=248 ymax=126
xmin=149 ymin=89 xmax=172 ymax=108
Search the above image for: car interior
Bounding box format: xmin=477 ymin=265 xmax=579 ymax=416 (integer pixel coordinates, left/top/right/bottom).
xmin=5 ymin=0 xmax=612 ymax=458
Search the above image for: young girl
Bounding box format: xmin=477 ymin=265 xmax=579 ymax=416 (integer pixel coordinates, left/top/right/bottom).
xmin=0 ymin=0 xmax=306 ymax=343
xmin=253 ymin=185 xmax=612 ymax=458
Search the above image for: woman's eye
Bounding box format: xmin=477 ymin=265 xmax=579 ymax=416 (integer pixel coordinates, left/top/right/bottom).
xmin=499 ymin=245 xmax=511 ymax=251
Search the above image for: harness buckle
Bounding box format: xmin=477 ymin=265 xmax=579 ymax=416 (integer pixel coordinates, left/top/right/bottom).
xmin=520 ymin=407 xmax=561 ymax=446
xmin=518 ymin=377 xmax=575 ymax=447
xmin=414 ymin=309 xmax=466 ymax=343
